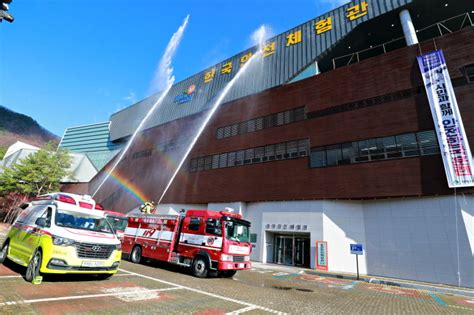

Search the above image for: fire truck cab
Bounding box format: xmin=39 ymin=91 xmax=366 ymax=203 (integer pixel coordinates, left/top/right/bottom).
xmin=122 ymin=209 xmax=251 ymax=278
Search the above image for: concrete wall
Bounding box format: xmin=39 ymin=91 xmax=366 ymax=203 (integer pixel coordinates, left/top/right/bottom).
xmin=323 ymin=201 xmax=367 ymax=274
xmin=363 ymin=195 xmax=474 ymax=288
xmin=242 ymin=195 xmax=474 ymax=288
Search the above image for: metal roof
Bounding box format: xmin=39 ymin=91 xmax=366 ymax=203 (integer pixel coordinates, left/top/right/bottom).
xmin=110 ymin=0 xmax=413 ymax=141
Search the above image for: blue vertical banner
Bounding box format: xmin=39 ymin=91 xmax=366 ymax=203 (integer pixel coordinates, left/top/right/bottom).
xmin=417 ymin=50 xmax=474 ymax=188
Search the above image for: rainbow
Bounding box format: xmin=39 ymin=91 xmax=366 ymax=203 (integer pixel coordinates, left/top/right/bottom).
xmin=100 ymin=135 xmax=194 ymax=204
xmin=107 ymin=170 xmax=149 ymax=204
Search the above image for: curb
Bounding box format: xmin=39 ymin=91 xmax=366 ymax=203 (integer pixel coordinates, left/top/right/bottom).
xmin=305 ymin=270 xmax=474 ymax=298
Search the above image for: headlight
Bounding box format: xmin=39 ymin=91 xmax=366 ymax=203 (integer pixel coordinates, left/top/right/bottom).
xmin=52 ymin=235 xmax=75 ymax=246
xmin=221 ymin=254 xmax=233 ymax=261
xmin=243 ymin=256 xmax=250 ymax=262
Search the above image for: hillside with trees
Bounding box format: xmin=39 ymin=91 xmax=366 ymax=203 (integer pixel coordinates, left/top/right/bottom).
xmin=0 ymin=105 xmax=58 ymax=150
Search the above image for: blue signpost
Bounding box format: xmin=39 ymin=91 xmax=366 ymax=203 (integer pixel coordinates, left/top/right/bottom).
xmin=350 ymin=244 xmax=363 ymax=280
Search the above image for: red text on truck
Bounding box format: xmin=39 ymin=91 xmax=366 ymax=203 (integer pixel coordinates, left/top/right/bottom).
xmin=122 ymin=209 xmax=251 ymax=277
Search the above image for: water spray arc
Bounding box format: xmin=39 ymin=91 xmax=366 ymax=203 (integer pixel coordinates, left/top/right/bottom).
xmin=157 ymin=28 xmax=267 ymax=204
xmin=92 ymin=15 xmax=190 ymax=198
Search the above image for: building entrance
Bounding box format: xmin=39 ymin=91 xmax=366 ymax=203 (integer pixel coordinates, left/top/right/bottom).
xmin=274 ymin=234 xmax=310 ymax=267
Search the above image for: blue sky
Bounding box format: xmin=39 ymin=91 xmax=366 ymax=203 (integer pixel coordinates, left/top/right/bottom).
xmin=0 ymin=0 xmax=348 ymax=137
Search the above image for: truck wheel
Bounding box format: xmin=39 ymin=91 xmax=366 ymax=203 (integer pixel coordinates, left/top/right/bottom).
xmin=192 ymin=256 xmax=209 ymax=278
xmin=220 ymin=270 xmax=237 ymax=278
xmin=25 ymin=249 xmax=42 ymax=282
xmin=130 ymin=246 xmax=142 ymax=264
xmin=0 ymin=241 xmax=9 ymax=264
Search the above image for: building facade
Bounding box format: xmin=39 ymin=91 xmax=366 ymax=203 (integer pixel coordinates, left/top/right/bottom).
xmin=61 ymin=0 xmax=474 ymax=287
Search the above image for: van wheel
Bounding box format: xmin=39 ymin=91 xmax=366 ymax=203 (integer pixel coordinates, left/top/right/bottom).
xmin=220 ymin=270 xmax=237 ymax=278
xmin=130 ymin=246 xmax=142 ymax=264
xmin=0 ymin=241 xmax=9 ymax=264
xmin=192 ymin=256 xmax=209 ymax=278
xmin=25 ymin=249 xmax=42 ymax=282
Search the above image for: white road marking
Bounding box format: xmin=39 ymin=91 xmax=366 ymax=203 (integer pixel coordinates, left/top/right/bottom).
xmin=0 ymin=287 xmax=181 ymax=307
xmin=0 ymin=275 xmax=22 ymax=279
xmin=119 ymin=268 xmax=285 ymax=314
xmin=226 ymin=305 xmax=258 ymax=314
xmin=102 ymin=287 xmax=161 ymax=302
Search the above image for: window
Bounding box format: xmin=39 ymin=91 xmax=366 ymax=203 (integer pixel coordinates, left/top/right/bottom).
xmin=383 ymin=136 xmax=401 ymax=158
xmin=244 ymin=148 xmax=254 ymax=164
xmin=204 ymin=156 xmax=212 ymax=170
xmin=235 ymin=150 xmax=245 ymax=166
xmin=277 ymin=112 xmax=285 ymax=126
xmin=215 ymin=107 xmax=306 ymax=139
xmin=227 ymin=151 xmax=236 ymax=167
xmin=275 ymin=143 xmax=286 ymax=159
xmin=250 ymin=233 xmax=257 ymax=243
xmin=356 ymin=140 xmax=369 ymax=162
xmin=254 ymin=146 xmax=264 ymax=162
xmin=190 ymin=139 xmax=310 ymax=172
xmin=219 ymin=153 xmax=228 ymax=168
xmin=223 ymin=126 xmax=232 ymax=138
xmin=310 ymin=148 xmax=326 ymax=167
xmin=197 ymin=157 xmax=205 ymax=171
xmin=417 ymin=130 xmax=439 ymax=155
xmin=238 ymin=121 xmax=248 ymax=134
xmin=188 ymin=217 xmax=201 ymax=231
xmin=287 ymin=141 xmax=298 ymax=157
xmin=294 ymin=107 xmax=305 ymax=121
xmin=206 ymin=219 xmax=222 ymax=236
xmin=341 ymin=143 xmax=354 ymax=164
xmin=310 ymin=131 xmax=439 ymax=168
xmin=397 ymin=133 xmax=419 ymax=157
xmin=464 ymin=64 xmax=474 ymax=83
xmin=231 ymin=124 xmax=239 ymax=136
xmin=265 ymin=145 xmax=275 ymax=161
xmin=212 ymin=154 xmax=220 ymax=169
xmin=298 ymin=139 xmax=308 ymax=156
xmin=326 ymin=144 xmax=342 ymax=166
xmin=190 ymin=159 xmax=198 ymax=172
xmin=217 ymin=128 xmax=224 ymax=139
xmin=247 ymin=119 xmax=256 ymax=132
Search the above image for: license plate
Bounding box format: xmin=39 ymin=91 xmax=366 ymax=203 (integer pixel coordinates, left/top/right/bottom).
xmin=238 ymin=263 xmax=244 ymax=268
xmin=82 ymin=261 xmax=105 ymax=267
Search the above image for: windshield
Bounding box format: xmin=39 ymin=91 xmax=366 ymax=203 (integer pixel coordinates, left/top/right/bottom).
xmin=55 ymin=209 xmax=113 ymax=234
xmin=224 ymin=221 xmax=250 ymax=243
xmin=106 ymin=215 xmax=128 ymax=231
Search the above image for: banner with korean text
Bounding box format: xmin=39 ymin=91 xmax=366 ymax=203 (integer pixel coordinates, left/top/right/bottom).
xmin=417 ymin=50 xmax=474 ymax=188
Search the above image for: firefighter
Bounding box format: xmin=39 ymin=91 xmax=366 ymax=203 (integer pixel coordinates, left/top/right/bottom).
xmin=140 ymin=201 xmax=156 ymax=214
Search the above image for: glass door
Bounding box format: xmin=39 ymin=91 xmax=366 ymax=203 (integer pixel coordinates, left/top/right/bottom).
xmin=295 ymin=237 xmax=310 ymax=267
xmin=274 ymin=235 xmax=294 ymax=265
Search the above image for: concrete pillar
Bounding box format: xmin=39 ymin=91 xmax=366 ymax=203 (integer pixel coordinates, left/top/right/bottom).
xmin=399 ymin=9 xmax=419 ymax=46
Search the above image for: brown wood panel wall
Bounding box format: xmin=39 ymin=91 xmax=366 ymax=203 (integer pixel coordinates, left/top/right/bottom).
xmin=77 ymin=28 xmax=474 ymax=212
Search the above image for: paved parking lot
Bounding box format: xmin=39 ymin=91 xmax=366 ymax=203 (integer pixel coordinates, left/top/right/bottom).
xmin=1 ymin=258 xmax=474 ymax=314
xmin=1 ymin=223 xmax=474 ymax=314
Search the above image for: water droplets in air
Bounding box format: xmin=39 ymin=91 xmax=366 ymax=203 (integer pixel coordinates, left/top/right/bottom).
xmin=92 ymin=14 xmax=190 ymax=197
xmin=157 ymin=25 xmax=268 ymax=204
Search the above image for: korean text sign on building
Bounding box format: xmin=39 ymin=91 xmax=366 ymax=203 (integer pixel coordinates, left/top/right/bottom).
xmin=417 ymin=50 xmax=474 ymax=188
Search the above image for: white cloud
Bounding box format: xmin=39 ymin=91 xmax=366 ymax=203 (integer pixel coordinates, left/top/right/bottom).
xmin=123 ymin=91 xmax=137 ymax=104
xmin=318 ymin=0 xmax=350 ymax=9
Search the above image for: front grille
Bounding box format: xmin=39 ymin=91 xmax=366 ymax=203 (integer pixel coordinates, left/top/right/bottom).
xmin=233 ymin=256 xmax=245 ymax=262
xmin=75 ymin=243 xmax=115 ymax=259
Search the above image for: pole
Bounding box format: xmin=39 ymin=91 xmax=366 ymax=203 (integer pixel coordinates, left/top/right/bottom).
xmin=356 ymin=254 xmax=359 ymax=280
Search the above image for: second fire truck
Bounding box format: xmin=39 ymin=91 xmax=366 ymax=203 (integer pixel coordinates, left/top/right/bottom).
xmin=122 ymin=209 xmax=252 ymax=277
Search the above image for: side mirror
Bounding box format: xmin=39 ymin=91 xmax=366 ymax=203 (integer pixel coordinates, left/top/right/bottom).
xmin=35 ymin=217 xmax=47 ymax=228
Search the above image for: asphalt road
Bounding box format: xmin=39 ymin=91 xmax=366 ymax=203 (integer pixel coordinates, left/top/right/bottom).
xmin=1 ymin=257 xmax=474 ymax=314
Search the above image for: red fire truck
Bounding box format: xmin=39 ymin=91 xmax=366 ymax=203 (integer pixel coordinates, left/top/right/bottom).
xmin=122 ymin=209 xmax=252 ymax=277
